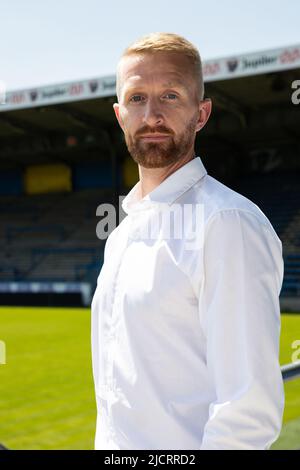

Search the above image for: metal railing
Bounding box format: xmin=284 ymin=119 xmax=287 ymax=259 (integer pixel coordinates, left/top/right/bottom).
xmin=281 ymin=361 xmax=300 ymax=382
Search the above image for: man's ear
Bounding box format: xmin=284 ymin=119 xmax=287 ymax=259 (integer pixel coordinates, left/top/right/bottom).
xmin=113 ymin=103 xmax=124 ymax=131
xmin=195 ymin=98 xmax=212 ymax=132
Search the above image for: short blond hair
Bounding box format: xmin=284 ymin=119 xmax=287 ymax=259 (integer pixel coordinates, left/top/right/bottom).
xmin=116 ymin=32 xmax=204 ymax=102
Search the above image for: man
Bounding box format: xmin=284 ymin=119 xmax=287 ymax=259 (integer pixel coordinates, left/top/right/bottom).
xmin=91 ymin=32 xmax=284 ymax=450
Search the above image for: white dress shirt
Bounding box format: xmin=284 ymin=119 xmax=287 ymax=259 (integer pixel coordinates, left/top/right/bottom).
xmin=91 ymin=156 xmax=284 ymax=450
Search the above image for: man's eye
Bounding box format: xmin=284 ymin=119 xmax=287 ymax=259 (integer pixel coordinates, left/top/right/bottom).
xmin=129 ymin=95 xmax=144 ymax=103
xmin=164 ymin=93 xmax=177 ymax=100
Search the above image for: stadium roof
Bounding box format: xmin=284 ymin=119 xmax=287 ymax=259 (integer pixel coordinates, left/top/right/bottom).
xmin=0 ymin=43 xmax=299 ymax=168
xmin=1 ymin=43 xmax=299 ymax=112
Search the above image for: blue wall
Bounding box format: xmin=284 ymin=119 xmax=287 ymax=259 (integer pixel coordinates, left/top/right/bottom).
xmin=72 ymin=162 xmax=113 ymax=190
xmin=0 ymin=169 xmax=23 ymax=195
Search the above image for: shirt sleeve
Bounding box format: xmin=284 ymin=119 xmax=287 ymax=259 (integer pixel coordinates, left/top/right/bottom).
xmin=198 ymin=208 xmax=285 ymax=450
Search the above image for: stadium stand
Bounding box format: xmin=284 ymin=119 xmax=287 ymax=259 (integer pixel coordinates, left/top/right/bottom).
xmin=0 ymin=167 xmax=299 ymax=307
xmin=0 ymin=189 xmax=114 ymax=307
xmin=0 ymin=43 xmax=299 ymax=308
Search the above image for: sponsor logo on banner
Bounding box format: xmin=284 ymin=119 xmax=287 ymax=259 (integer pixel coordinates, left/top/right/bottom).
xmin=7 ymin=92 xmax=25 ymax=105
xmin=202 ymin=62 xmax=221 ymax=77
xmin=280 ymin=47 xmax=300 ymax=64
xmin=89 ymin=81 xmax=98 ymax=93
xmin=226 ymin=47 xmax=300 ymax=76
xmin=101 ymin=77 xmax=116 ymax=91
xmin=242 ymin=54 xmax=277 ymax=70
xmin=30 ymin=90 xmax=38 ymax=101
xmin=227 ymin=59 xmax=239 ymax=72
xmin=42 ymin=87 xmax=67 ymax=99
xmin=69 ymin=83 xmax=83 ymax=96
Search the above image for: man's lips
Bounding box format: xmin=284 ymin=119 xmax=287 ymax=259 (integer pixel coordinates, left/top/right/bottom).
xmin=139 ymin=134 xmax=171 ymax=141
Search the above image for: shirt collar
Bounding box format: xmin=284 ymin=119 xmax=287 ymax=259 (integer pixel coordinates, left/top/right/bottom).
xmin=122 ymin=156 xmax=207 ymax=215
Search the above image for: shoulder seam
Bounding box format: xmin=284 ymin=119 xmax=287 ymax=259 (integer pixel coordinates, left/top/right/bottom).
xmin=204 ymin=207 xmax=282 ymax=246
xmin=205 ymin=207 xmax=276 ymax=238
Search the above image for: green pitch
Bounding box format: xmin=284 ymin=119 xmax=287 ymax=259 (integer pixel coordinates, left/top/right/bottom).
xmin=0 ymin=306 xmax=96 ymax=450
xmin=0 ymin=307 xmax=299 ymax=450
xmin=270 ymin=313 xmax=300 ymax=450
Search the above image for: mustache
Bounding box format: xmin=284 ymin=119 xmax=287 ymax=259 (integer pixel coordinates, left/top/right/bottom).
xmin=135 ymin=126 xmax=173 ymax=137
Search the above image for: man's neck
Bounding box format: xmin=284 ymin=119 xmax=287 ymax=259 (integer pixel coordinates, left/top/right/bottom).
xmin=138 ymin=152 xmax=195 ymax=199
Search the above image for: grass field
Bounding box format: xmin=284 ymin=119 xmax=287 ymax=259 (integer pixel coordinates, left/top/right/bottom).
xmin=0 ymin=307 xmax=299 ymax=450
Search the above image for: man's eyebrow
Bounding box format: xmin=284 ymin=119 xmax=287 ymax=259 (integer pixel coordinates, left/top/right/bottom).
xmin=125 ymin=79 xmax=187 ymax=93
xmin=123 ymin=80 xmax=187 ymax=97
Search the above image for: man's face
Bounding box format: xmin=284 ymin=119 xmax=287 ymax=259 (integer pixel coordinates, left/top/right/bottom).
xmin=113 ymin=52 xmax=210 ymax=169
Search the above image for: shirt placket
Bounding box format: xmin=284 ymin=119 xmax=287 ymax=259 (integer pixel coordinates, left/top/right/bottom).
xmin=104 ymin=209 xmax=152 ymax=439
xmin=104 ymin=225 xmax=133 ymax=437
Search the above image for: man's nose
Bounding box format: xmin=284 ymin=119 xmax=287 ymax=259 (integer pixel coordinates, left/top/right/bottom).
xmin=142 ymin=98 xmax=164 ymax=127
